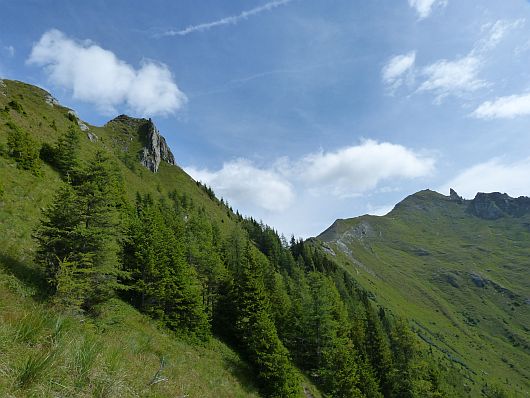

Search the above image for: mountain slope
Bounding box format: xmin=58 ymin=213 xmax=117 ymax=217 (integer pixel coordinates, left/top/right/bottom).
xmin=0 ymin=79 xmax=324 ymax=397
xmin=318 ymin=189 xmax=530 ymax=395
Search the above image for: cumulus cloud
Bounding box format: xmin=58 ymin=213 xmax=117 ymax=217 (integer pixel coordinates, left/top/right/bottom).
xmin=472 ymin=93 xmax=530 ymax=119
xmin=408 ymin=0 xmax=447 ymax=19
xmin=186 ymin=140 xmax=434 ymax=215
xmin=439 ymin=158 xmax=530 ymax=198
xmin=162 ymin=0 xmax=293 ymax=37
xmin=185 ymin=159 xmax=295 ymax=213
xmin=382 ymin=51 xmax=416 ymax=91
xmin=28 ymin=29 xmax=186 ymax=116
xmin=296 ymin=140 xmax=435 ymax=197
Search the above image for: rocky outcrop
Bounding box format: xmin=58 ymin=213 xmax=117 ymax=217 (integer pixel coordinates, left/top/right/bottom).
xmin=468 ymin=192 xmax=530 ymax=219
xmin=449 ymin=188 xmax=463 ymax=203
xmin=67 ymin=110 xmax=90 ymax=132
xmin=45 ymin=93 xmax=60 ymax=106
xmin=106 ymin=115 xmax=176 ymax=173
xmin=139 ymin=118 xmax=176 ymax=172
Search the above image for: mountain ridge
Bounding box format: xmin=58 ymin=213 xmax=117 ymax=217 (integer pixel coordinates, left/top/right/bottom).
xmin=317 ymin=188 xmax=530 ymax=395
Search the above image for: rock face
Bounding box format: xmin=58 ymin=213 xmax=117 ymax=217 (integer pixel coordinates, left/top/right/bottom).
xmin=139 ymin=118 xmax=176 ymax=173
xmin=468 ymin=192 xmax=530 ymax=219
xmin=106 ymin=115 xmax=177 ymax=173
xmin=449 ymin=188 xmax=463 ymax=203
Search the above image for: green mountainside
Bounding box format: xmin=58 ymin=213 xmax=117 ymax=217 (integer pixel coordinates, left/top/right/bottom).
xmin=0 ymin=79 xmax=526 ymax=397
xmin=318 ymin=189 xmax=530 ymax=395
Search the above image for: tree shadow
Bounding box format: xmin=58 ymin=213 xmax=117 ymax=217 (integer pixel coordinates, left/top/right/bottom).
xmin=0 ymin=252 xmax=50 ymax=301
xmin=222 ymin=354 xmax=261 ymax=396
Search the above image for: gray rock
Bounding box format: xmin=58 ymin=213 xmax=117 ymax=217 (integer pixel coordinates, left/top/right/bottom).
xmin=470 ymin=273 xmax=486 ymax=288
xmin=87 ymin=131 xmax=98 ymax=142
xmin=67 ymin=110 xmax=90 ymax=132
xmin=449 ymin=188 xmax=463 ymax=203
xmin=139 ymin=118 xmax=176 ymax=173
xmin=78 ymin=122 xmax=89 ymax=131
xmin=45 ymin=94 xmax=60 ymax=107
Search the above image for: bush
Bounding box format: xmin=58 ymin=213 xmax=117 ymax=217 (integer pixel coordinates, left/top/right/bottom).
xmin=7 ymin=100 xmax=24 ymax=114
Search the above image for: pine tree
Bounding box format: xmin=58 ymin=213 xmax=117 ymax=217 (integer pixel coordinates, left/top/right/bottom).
xmin=364 ymin=303 xmax=395 ymax=396
xmin=54 ymin=125 xmax=80 ymax=176
xmin=389 ymin=319 xmax=416 ymax=397
xmin=35 ymin=152 xmax=127 ymax=311
xmin=6 ymin=121 xmax=41 ymax=174
xmin=226 ymin=230 xmax=299 ymax=397
xmin=185 ymin=210 xmax=226 ymax=318
xmin=122 ymin=194 xmax=209 ymax=338
xmin=72 ymin=151 xmax=127 ymax=307
xmin=35 ymin=183 xmax=84 ymax=291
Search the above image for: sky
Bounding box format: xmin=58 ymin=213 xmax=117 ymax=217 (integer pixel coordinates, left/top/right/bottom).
xmin=2 ymin=0 xmax=530 ymax=237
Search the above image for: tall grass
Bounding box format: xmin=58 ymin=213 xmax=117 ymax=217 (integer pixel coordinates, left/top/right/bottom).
xmin=73 ymin=334 xmax=101 ymax=385
xmin=16 ymin=349 xmax=55 ymax=388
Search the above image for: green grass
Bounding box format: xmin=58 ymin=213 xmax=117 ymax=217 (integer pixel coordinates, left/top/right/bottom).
xmin=318 ymin=190 xmax=530 ymax=396
xmin=0 ymin=273 xmax=266 ymax=397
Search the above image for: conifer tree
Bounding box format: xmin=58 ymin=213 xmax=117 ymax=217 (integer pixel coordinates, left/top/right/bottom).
xmin=35 ymin=152 xmax=127 ymax=311
xmin=6 ymin=121 xmax=41 ymax=174
xmin=122 ymin=194 xmax=209 ymax=338
xmin=54 ymin=125 xmax=80 ymax=176
xmin=364 ymin=303 xmax=395 ymax=396
xmin=225 ymin=229 xmax=299 ymax=397
xmin=35 ymin=183 xmax=84 ymax=291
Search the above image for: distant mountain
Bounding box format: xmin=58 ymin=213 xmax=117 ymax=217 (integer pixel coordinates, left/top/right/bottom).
xmin=318 ymin=189 xmax=530 ymax=395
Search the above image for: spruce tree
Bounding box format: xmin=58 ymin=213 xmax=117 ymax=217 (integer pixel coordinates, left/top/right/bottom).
xmin=227 ymin=230 xmax=299 ymax=397
xmin=35 ymin=152 xmax=127 ymax=311
xmin=364 ymin=303 xmax=395 ymax=396
xmin=122 ymin=194 xmax=209 ymax=338
xmin=35 ymin=183 xmax=84 ymax=292
xmin=54 ymin=125 xmax=80 ymax=176
xmin=6 ymin=121 xmax=41 ymax=174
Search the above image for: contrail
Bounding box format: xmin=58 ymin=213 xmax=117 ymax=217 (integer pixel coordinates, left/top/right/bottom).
xmin=161 ymin=0 xmax=294 ymax=37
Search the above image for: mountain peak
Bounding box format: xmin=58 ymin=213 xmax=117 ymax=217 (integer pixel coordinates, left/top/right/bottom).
xmin=106 ymin=115 xmax=176 ymax=173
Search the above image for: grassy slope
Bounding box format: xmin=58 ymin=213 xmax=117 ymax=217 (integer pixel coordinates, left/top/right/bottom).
xmin=318 ymin=190 xmax=530 ymax=396
xmin=0 ymin=80 xmax=322 ymax=398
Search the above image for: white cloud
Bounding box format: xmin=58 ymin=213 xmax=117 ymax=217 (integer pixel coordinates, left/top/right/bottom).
xmin=162 ymin=0 xmax=293 ymax=36
xmin=439 ymin=158 xmax=530 ymax=198
xmin=28 ymin=29 xmax=186 ymax=116
xmin=185 ymin=159 xmax=295 ymax=213
xmin=478 ymin=19 xmax=525 ymax=53
xmin=472 ymin=93 xmax=530 ymax=119
xmin=186 ymin=141 xmax=434 ymax=209
xmin=419 ymin=55 xmax=485 ymax=99
xmin=185 ymin=141 xmax=435 ymax=236
xmin=411 ymin=19 xmax=522 ymax=102
xmin=382 ymin=51 xmax=416 ymax=91
xmin=408 ymin=0 xmax=447 ymax=20
xmin=297 ymin=140 xmax=435 ymax=197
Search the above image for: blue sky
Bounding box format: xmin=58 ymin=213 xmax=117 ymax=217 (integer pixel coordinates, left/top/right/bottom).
xmin=2 ymin=0 xmax=530 ymax=237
